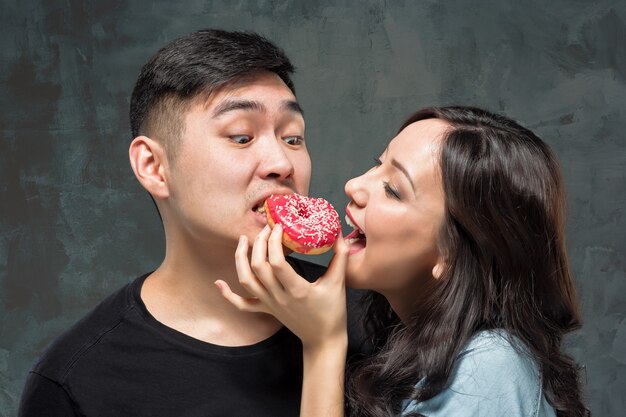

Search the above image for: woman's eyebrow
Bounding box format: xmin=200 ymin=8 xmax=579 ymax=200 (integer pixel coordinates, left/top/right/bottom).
xmin=391 ymin=158 xmax=415 ymax=192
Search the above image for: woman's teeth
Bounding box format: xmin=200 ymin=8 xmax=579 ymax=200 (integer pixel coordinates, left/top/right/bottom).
xmin=344 ymin=215 xmax=366 ymax=244
xmin=255 ymin=204 xmax=266 ymax=214
xmin=345 ymin=215 xmax=361 ymax=233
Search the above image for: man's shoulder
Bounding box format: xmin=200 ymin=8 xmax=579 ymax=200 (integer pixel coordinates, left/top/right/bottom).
xmin=30 ymin=276 xmax=142 ymax=383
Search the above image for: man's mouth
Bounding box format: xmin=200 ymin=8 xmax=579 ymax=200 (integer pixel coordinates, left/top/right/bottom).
xmin=251 ymin=201 xmax=269 ymax=226
xmin=251 ymin=189 xmax=295 ymax=216
xmin=253 ymin=203 xmax=266 ymax=215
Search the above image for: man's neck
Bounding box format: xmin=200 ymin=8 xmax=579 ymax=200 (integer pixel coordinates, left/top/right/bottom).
xmin=140 ymin=241 xmax=283 ymax=347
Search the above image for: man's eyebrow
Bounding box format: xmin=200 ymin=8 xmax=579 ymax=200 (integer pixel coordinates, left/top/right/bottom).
xmin=391 ymin=158 xmax=415 ymax=192
xmin=281 ymin=100 xmax=304 ymax=116
xmin=211 ymin=99 xmax=303 ymax=119
xmin=212 ymin=99 xmax=266 ymax=118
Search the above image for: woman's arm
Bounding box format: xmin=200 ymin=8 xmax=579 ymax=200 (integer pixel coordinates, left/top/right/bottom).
xmin=216 ymin=224 xmax=349 ymax=417
xmin=300 ymin=335 xmax=347 ymax=417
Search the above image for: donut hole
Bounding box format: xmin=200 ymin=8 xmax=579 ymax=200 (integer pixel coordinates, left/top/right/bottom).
xmin=297 ymin=205 xmax=309 ymax=218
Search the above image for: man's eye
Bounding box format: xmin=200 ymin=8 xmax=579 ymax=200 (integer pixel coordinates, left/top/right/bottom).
xmin=283 ymin=136 xmax=304 ymax=146
xmin=230 ymin=135 xmax=252 ymax=144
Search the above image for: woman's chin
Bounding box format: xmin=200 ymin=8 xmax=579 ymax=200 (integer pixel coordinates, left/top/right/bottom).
xmin=345 ymin=255 xmax=370 ymax=290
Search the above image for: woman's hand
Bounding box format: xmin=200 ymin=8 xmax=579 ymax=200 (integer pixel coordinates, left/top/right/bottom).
xmin=217 ymin=224 xmax=349 ymax=416
xmin=215 ymin=224 xmax=349 ymax=351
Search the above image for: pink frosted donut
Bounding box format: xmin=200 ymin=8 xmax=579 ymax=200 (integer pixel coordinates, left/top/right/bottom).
xmin=264 ymin=194 xmax=341 ymax=255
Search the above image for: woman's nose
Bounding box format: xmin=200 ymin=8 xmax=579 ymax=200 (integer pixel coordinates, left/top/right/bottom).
xmin=345 ymin=174 xmax=367 ymax=207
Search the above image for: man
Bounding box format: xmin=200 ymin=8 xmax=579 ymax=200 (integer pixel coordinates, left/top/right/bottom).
xmin=19 ymin=29 xmax=363 ymax=417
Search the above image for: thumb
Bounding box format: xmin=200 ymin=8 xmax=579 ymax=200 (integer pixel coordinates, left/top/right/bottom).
xmin=325 ymin=232 xmax=349 ymax=284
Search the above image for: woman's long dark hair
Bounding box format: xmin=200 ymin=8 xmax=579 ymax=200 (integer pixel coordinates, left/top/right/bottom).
xmin=346 ymin=106 xmax=589 ymax=417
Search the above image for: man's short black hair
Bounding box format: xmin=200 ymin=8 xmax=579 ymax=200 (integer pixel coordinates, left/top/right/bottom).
xmin=129 ymin=29 xmax=296 ymax=157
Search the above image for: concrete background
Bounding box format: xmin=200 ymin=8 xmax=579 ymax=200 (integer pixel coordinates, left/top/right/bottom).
xmin=1 ymin=0 xmax=624 ymax=415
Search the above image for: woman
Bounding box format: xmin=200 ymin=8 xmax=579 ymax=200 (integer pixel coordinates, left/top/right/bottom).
xmin=216 ymin=106 xmax=590 ymax=416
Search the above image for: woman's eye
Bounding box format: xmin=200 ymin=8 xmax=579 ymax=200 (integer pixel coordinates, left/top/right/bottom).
xmin=230 ymin=135 xmax=252 ymax=144
xmin=383 ymin=181 xmax=401 ymax=200
xmin=283 ymin=136 xmax=304 ymax=145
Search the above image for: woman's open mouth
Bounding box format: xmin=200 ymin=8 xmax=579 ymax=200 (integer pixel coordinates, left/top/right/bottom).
xmin=345 ymin=214 xmax=366 ymax=255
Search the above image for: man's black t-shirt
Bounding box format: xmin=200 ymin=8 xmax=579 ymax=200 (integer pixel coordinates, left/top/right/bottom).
xmin=19 ymin=258 xmax=366 ymax=417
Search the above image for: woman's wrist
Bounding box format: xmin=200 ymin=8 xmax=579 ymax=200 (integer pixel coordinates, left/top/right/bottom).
xmin=302 ymin=331 xmax=348 ymax=358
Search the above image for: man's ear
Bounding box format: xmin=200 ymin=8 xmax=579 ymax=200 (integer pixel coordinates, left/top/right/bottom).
xmin=129 ymin=136 xmax=169 ymax=199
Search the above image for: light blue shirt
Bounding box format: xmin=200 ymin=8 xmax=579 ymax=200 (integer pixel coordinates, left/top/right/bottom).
xmin=402 ymin=330 xmax=556 ymax=417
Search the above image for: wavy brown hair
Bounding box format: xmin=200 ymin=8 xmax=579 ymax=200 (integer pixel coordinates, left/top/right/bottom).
xmin=346 ymin=106 xmax=589 ymax=417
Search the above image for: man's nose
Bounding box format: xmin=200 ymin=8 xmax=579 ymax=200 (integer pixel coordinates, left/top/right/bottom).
xmin=258 ymin=137 xmax=295 ymax=180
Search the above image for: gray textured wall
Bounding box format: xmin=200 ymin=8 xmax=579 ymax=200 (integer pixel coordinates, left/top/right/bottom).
xmin=1 ymin=0 xmax=625 ymax=415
